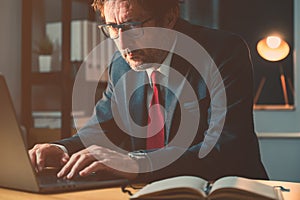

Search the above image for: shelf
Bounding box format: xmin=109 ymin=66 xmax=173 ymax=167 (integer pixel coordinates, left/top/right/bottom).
xmin=31 ymin=71 xmax=62 ymax=85
xmin=22 ymin=0 xmax=98 ymax=143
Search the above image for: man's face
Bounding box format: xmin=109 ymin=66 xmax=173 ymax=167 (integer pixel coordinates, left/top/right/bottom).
xmin=103 ymin=0 xmax=174 ymax=71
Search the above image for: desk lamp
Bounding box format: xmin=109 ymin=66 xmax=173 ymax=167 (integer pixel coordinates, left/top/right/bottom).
xmin=254 ymin=35 xmax=293 ymax=109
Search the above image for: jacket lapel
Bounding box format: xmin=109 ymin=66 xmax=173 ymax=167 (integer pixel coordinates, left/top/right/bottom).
xmin=127 ymin=71 xmax=149 ymax=150
xmin=164 ymin=53 xmax=192 ymax=142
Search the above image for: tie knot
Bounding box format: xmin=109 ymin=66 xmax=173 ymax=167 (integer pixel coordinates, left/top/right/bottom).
xmin=151 ymin=70 xmax=160 ymax=86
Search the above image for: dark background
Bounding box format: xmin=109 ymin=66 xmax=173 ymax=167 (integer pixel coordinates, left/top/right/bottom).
xmin=180 ymin=0 xmax=294 ymax=106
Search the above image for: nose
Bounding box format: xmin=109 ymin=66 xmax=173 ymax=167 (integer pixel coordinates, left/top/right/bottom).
xmin=115 ymin=28 xmax=134 ymax=51
xmin=117 ymin=28 xmax=126 ymax=50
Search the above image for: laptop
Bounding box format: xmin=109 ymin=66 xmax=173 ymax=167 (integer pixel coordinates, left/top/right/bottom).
xmin=0 ymin=74 xmax=128 ymax=193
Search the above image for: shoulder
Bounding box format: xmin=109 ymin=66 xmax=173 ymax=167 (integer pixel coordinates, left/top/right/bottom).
xmin=174 ymin=19 xmax=250 ymax=62
xmin=175 ymin=18 xmax=247 ymax=46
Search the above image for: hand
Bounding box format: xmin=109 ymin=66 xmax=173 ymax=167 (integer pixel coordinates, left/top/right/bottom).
xmin=28 ymin=143 xmax=69 ymax=172
xmin=57 ymin=145 xmax=139 ymax=180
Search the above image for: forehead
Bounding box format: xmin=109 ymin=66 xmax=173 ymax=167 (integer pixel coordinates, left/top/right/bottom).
xmin=103 ymin=0 xmax=147 ymax=21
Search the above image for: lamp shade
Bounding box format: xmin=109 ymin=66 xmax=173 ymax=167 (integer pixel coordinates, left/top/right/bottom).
xmin=257 ymin=36 xmax=290 ymax=62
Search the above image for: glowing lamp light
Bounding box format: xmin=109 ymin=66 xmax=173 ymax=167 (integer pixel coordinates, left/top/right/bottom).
xmin=266 ymin=36 xmax=281 ymax=49
xmin=257 ymin=35 xmax=290 ymax=62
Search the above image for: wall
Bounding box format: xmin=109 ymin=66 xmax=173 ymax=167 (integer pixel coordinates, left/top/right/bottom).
xmin=259 ymin=137 xmax=300 ymax=182
xmin=255 ymin=0 xmax=300 ymax=182
xmin=0 ymin=0 xmax=22 ymax=118
xmin=180 ymin=0 xmax=219 ymax=28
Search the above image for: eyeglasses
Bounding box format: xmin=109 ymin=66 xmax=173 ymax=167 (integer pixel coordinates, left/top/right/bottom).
xmin=98 ymin=17 xmax=153 ymax=39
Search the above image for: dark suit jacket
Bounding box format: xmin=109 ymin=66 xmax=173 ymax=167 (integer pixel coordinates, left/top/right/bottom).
xmin=56 ymin=19 xmax=268 ymax=182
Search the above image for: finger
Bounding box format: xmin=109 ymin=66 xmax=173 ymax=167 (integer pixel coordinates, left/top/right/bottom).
xmin=28 ymin=149 xmax=38 ymax=172
xmin=79 ymin=160 xmax=108 ymax=177
xmin=57 ymin=151 xmax=88 ymax=178
xmin=60 ymin=153 xmax=69 ymax=166
xmin=66 ymin=154 xmax=95 ymax=179
xmin=57 ymin=154 xmax=80 ymax=178
xmin=36 ymin=149 xmax=45 ymax=171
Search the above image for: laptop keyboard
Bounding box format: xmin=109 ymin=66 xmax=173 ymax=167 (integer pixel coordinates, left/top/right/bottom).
xmin=37 ymin=168 xmax=123 ymax=186
xmin=38 ymin=174 xmax=75 ymax=185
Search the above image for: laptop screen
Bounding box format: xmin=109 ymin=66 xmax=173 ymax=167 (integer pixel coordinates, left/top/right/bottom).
xmin=0 ymin=74 xmax=40 ymax=192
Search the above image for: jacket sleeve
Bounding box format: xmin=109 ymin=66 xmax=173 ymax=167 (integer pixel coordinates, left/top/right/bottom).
xmin=53 ymin=54 xmax=120 ymax=155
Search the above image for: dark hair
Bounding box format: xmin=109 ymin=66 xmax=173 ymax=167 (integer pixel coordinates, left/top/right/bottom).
xmin=92 ymin=0 xmax=179 ymax=20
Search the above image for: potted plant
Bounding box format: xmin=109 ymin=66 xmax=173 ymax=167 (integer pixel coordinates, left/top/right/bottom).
xmin=37 ymin=35 xmax=53 ymax=72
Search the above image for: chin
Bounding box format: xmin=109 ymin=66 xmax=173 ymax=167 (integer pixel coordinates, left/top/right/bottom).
xmin=129 ymin=65 xmax=146 ymax=72
xmin=126 ymin=59 xmax=151 ymax=72
xmin=130 ymin=63 xmax=155 ymax=72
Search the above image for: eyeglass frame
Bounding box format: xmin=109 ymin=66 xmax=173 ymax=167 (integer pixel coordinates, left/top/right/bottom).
xmin=98 ymin=17 xmax=153 ymax=39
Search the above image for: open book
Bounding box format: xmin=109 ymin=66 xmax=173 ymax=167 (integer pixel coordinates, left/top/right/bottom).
xmin=130 ymin=176 xmax=283 ymax=200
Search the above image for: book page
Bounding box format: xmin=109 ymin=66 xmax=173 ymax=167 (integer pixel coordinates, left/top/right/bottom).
xmin=209 ymin=176 xmax=278 ymax=200
xmin=130 ymin=176 xmax=208 ymax=200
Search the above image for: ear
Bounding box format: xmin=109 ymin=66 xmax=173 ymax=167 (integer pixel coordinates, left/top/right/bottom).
xmin=162 ymin=7 xmax=179 ymax=29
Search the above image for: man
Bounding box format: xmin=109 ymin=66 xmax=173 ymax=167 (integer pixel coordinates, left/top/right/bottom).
xmin=29 ymin=0 xmax=268 ymax=183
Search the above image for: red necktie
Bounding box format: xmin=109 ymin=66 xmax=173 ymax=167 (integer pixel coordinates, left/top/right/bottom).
xmin=147 ymin=71 xmax=165 ymax=149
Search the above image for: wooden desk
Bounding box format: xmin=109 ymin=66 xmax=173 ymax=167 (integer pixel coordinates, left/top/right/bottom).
xmin=258 ymin=180 xmax=300 ymax=200
xmin=1 ymin=180 xmax=300 ymax=200
xmin=0 ymin=187 xmax=129 ymax=200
